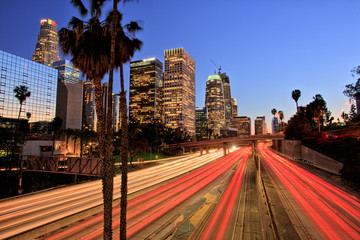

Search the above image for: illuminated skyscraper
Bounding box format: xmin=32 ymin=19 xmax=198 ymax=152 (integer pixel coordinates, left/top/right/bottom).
xmin=164 ymin=48 xmax=195 ymax=135
xmin=32 ymin=19 xmax=60 ymax=67
xmin=255 ymin=116 xmax=267 ymax=135
xmin=53 ymin=60 xmax=82 ymax=130
xmin=231 ymin=116 xmax=251 ymax=135
xmin=195 ymin=107 xmax=207 ymax=140
xmin=0 ymin=49 xmax=57 ymax=124
xmin=272 ymin=117 xmax=279 ymax=134
xmin=232 ymin=98 xmax=238 ymax=117
xmin=219 ymin=72 xmax=232 ymax=126
xmin=129 ymin=58 xmax=163 ymax=124
xmin=83 ymin=81 xmax=97 ymax=131
xmin=205 ymin=74 xmax=225 ymax=138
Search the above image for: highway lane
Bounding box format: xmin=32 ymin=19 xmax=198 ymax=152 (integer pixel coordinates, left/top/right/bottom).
xmin=258 ymin=143 xmax=360 ymax=240
xmin=0 ymin=150 xmax=223 ymax=239
xmin=41 ymin=148 xmax=251 ymax=239
xmin=199 ymin=147 xmax=251 ymax=240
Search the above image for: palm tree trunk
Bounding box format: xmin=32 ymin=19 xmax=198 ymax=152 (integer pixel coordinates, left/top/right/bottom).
xmin=120 ymin=63 xmax=128 ymax=240
xmin=18 ymin=103 xmax=22 ymax=119
xmin=93 ymin=78 xmax=113 ymax=240
xmin=296 ymin=101 xmax=299 ymax=113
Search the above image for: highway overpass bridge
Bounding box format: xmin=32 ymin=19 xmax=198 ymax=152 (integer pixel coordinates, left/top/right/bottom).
xmin=164 ymin=134 xmax=285 ymax=156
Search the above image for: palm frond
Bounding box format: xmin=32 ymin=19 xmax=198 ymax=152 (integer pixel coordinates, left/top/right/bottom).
xmin=71 ymin=0 xmax=88 ymax=16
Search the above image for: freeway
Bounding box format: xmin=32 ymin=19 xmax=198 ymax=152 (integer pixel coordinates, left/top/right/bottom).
xmin=259 ymin=143 xmax=360 ymax=239
xmin=40 ymin=147 xmax=250 ymax=239
xmin=0 ymin=150 xmax=223 ymax=239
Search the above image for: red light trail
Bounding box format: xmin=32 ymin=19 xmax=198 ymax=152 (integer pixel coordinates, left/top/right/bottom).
xmin=259 ymin=143 xmax=360 ymax=239
xmin=46 ymin=148 xmax=251 ymax=239
xmin=200 ymin=149 xmax=250 ymax=239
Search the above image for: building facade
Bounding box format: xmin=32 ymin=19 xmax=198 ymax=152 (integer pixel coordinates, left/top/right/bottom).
xmin=255 ymin=116 xmax=267 ymax=135
xmin=272 ymin=117 xmax=279 ymax=134
xmin=32 ymin=19 xmax=60 ymax=67
xmin=53 ymin=60 xmax=83 ymax=130
xmin=0 ymin=49 xmax=57 ymax=124
xmin=231 ymin=116 xmax=251 ymax=136
xmin=205 ymin=74 xmax=225 ymax=138
xmin=129 ymin=58 xmax=163 ymax=124
xmin=232 ymin=98 xmax=238 ymax=118
xmin=195 ymin=107 xmax=207 ymax=140
xmin=164 ymin=48 xmax=195 ymax=135
xmin=83 ymin=81 xmax=97 ymax=131
xmin=219 ymin=72 xmax=232 ymax=126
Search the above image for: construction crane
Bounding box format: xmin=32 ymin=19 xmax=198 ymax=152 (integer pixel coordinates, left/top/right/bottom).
xmin=210 ymin=59 xmax=221 ymax=74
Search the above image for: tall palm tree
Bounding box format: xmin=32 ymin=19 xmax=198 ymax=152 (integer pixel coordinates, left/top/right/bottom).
xmin=292 ymin=89 xmax=301 ymax=113
xmin=14 ymin=85 xmax=31 ymax=119
xmin=271 ymin=108 xmax=277 ymax=118
xmin=59 ymin=1 xmax=115 ymax=238
xmin=110 ymin=13 xmax=142 ymax=239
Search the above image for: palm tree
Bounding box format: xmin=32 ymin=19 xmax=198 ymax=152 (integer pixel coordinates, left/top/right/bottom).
xmin=59 ymin=1 xmax=115 ymax=238
xmin=50 ymin=117 xmax=63 ymax=156
xmin=14 ymin=85 xmax=31 ymax=119
xmin=271 ymin=108 xmax=277 ymax=118
xmin=292 ymin=89 xmax=301 ymax=113
xmin=108 ymin=9 xmax=142 ymax=239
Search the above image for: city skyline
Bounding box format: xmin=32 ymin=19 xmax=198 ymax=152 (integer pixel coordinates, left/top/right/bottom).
xmin=1 ymin=1 xmax=359 ymax=132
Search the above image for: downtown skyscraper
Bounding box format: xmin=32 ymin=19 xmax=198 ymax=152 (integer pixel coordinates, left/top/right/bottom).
xmin=163 ymin=48 xmax=195 ymax=135
xmin=32 ymin=19 xmax=60 ymax=67
xmin=129 ymin=58 xmax=163 ymax=124
xmin=205 ymin=74 xmax=225 ymax=138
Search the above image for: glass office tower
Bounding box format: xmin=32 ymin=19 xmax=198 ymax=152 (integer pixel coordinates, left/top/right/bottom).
xmin=164 ymin=48 xmax=195 ymax=135
xmin=0 ymin=49 xmax=57 ymax=123
xmin=129 ymin=58 xmax=163 ymax=124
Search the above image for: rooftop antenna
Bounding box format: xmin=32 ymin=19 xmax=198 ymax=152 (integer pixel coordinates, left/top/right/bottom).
xmin=210 ymin=59 xmax=221 ymax=75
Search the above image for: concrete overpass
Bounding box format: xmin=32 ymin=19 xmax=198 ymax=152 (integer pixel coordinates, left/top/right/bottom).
xmin=164 ymin=134 xmax=285 ymax=156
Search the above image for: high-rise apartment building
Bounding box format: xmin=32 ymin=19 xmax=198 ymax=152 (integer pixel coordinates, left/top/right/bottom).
xmin=231 ymin=116 xmax=251 ymax=135
xmin=32 ymin=19 xmax=60 ymax=67
xmin=195 ymin=107 xmax=207 ymax=140
xmin=232 ymin=98 xmax=238 ymax=117
xmin=219 ymin=72 xmax=232 ymax=125
xmin=129 ymin=58 xmax=163 ymax=124
xmin=83 ymin=81 xmax=97 ymax=131
xmin=255 ymin=116 xmax=267 ymax=135
xmin=205 ymin=74 xmax=225 ymax=138
xmin=164 ymin=48 xmax=195 ymax=135
xmin=0 ymin=49 xmax=57 ymax=124
xmin=53 ymin=60 xmax=83 ymax=130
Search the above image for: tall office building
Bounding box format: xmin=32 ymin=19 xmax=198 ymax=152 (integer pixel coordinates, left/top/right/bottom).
xmin=195 ymin=107 xmax=207 ymax=140
xmin=255 ymin=116 xmax=267 ymax=135
xmin=272 ymin=117 xmax=279 ymax=134
xmin=129 ymin=58 xmax=163 ymax=124
xmin=164 ymin=48 xmax=195 ymax=135
xmin=205 ymin=74 xmax=225 ymax=138
xmin=0 ymin=49 xmax=57 ymax=124
xmin=232 ymin=98 xmax=238 ymax=117
xmin=53 ymin=60 xmax=83 ymax=130
xmin=32 ymin=19 xmax=60 ymax=67
xmin=219 ymin=72 xmax=232 ymax=125
xmin=83 ymin=81 xmax=97 ymax=131
xmin=231 ymin=116 xmax=251 ymax=135
xmin=52 ymin=60 xmax=80 ymax=84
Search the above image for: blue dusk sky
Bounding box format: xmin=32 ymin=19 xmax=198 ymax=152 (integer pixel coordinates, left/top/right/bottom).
xmin=1 ymin=0 xmax=360 ymax=133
